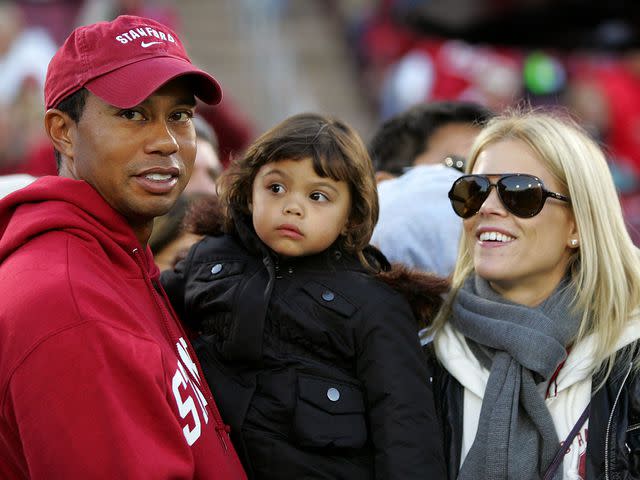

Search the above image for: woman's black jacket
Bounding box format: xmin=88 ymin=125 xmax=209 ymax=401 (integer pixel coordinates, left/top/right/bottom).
xmin=161 ymin=213 xmax=446 ymax=480
xmin=425 ymin=344 xmax=640 ymax=479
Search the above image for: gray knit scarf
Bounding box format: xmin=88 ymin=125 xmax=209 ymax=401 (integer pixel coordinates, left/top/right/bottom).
xmin=451 ymin=275 xmax=582 ymax=480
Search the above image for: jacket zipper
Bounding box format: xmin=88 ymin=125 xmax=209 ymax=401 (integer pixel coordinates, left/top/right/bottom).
xmin=131 ymin=248 xmax=230 ymax=452
xmin=605 ymin=360 xmax=634 ymax=480
xmin=274 ymin=261 xmax=282 ymax=279
xmin=274 ymin=260 xmax=293 ymax=279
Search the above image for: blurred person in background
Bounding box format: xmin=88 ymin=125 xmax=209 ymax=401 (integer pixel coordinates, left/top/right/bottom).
xmin=369 ymin=100 xmax=494 ymax=181
xmin=565 ymin=40 xmax=640 ymax=246
xmin=370 ymin=100 xmax=494 ymax=277
xmin=150 ymin=115 xmax=222 ymax=271
xmin=77 ymin=0 xmax=180 ymax=31
xmin=14 ymin=0 xmax=85 ymax=45
xmin=184 ymin=114 xmax=224 ymax=195
xmin=0 ymin=1 xmax=57 ymax=177
xmin=564 ymin=40 xmax=640 ymax=186
xmin=427 ymin=109 xmax=640 ymax=479
xmin=0 ymin=2 xmax=56 ymax=107
xmin=196 ymin=98 xmax=255 ymax=168
xmin=150 ymin=193 xmax=213 ymax=272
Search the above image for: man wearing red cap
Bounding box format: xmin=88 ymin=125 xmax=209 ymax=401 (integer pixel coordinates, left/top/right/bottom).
xmin=0 ymin=15 xmax=246 ymax=479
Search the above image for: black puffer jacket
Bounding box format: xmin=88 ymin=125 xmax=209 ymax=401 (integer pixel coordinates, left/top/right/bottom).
xmin=425 ymin=343 xmax=640 ymax=479
xmin=161 ymin=211 xmax=446 ymax=480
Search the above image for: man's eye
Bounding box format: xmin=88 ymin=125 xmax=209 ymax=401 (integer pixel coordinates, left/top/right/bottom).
xmin=310 ymin=192 xmax=329 ymax=202
xmin=120 ymin=110 xmax=144 ymax=121
xmin=171 ymin=111 xmax=194 ymax=122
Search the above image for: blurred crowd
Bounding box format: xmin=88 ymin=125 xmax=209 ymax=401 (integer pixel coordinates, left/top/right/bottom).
xmin=3 ymin=0 xmax=640 ymax=244
xmin=343 ymin=0 xmax=640 ymax=243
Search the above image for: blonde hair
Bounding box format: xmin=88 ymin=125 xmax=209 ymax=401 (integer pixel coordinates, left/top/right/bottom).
xmin=431 ymin=108 xmax=640 ymax=383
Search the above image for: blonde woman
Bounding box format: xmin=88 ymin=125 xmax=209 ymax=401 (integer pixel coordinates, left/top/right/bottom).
xmin=426 ymin=109 xmax=640 ymax=479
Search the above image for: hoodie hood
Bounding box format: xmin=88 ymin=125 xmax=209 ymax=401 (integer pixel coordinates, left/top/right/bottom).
xmin=0 ymin=176 xmax=158 ymax=276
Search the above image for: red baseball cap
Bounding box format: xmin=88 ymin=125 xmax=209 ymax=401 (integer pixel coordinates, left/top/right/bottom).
xmin=44 ymin=15 xmax=222 ymax=110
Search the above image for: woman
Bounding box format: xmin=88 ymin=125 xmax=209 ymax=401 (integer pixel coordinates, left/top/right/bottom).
xmin=427 ymin=109 xmax=640 ymax=479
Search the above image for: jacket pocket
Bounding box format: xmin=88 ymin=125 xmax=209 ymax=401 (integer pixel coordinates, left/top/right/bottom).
xmin=293 ymin=373 xmax=367 ymax=449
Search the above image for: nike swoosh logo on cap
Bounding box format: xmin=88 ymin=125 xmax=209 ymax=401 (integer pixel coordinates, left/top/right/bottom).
xmin=141 ymin=41 xmax=163 ymax=48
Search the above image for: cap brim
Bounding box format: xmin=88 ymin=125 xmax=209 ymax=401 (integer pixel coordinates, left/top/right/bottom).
xmin=85 ymin=56 xmax=222 ymax=108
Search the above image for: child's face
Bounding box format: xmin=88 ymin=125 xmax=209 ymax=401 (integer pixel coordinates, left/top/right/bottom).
xmin=251 ymin=157 xmax=351 ymax=257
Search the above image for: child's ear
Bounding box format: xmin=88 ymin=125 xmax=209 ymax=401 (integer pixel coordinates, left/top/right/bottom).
xmin=248 ymin=201 xmax=253 ymax=213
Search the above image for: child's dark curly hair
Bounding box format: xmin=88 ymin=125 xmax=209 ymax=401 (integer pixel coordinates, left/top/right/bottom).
xmin=218 ymin=112 xmax=379 ymax=268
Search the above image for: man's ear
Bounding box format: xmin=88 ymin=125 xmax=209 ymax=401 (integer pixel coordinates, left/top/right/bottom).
xmin=44 ymin=109 xmax=75 ymax=170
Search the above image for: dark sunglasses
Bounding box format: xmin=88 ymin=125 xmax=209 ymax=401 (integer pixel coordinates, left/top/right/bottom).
xmin=448 ymin=174 xmax=571 ymax=218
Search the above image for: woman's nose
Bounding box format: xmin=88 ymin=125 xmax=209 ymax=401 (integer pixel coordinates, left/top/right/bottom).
xmin=477 ymin=186 xmax=506 ymax=216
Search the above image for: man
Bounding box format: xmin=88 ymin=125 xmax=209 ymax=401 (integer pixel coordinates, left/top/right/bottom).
xmin=369 ymin=101 xmax=493 ymax=277
xmin=0 ymin=15 xmax=246 ymax=479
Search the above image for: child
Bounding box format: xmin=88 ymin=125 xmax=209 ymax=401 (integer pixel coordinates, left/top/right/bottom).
xmin=161 ymin=113 xmax=446 ymax=479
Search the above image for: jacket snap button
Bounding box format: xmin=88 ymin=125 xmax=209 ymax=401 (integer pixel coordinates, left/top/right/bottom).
xmin=327 ymin=387 xmax=340 ymax=402
xmin=322 ymin=291 xmax=335 ymax=302
xmin=211 ymin=264 xmax=223 ymax=275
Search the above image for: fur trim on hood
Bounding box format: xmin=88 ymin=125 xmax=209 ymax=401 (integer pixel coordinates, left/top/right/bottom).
xmin=183 ymin=194 xmax=225 ymax=236
xmin=377 ymin=264 xmax=449 ymax=329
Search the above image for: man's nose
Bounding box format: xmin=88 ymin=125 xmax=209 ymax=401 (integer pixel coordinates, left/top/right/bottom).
xmin=145 ymin=120 xmax=179 ymax=156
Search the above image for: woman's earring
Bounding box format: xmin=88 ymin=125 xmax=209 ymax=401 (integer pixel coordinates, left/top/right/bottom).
xmin=570 ymin=239 xmax=579 ymax=247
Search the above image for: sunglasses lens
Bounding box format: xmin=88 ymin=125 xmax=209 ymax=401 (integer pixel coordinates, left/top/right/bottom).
xmin=448 ymin=176 xmax=490 ymax=218
xmin=498 ymin=175 xmax=544 ymax=217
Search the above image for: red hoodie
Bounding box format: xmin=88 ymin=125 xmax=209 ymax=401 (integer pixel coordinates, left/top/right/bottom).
xmin=0 ymin=177 xmax=246 ymax=480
